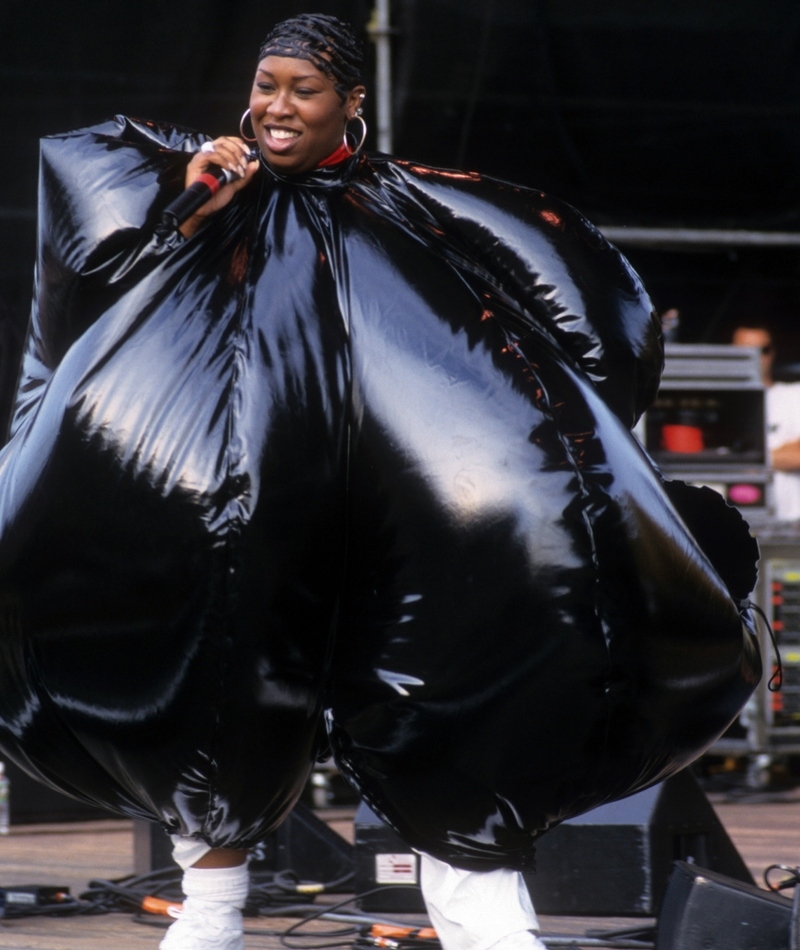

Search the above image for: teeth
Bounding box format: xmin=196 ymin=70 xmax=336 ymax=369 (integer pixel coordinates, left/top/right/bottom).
xmin=271 ymin=129 xmax=299 ymax=140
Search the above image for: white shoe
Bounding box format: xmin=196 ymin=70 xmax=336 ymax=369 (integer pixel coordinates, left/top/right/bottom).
xmin=159 ymin=901 xmax=244 ymax=950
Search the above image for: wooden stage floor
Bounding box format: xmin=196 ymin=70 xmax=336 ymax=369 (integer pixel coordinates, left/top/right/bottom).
xmin=0 ymin=789 xmax=797 ymax=949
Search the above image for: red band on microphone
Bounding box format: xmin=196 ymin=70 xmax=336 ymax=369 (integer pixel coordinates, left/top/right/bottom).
xmin=196 ymin=172 xmax=224 ymax=196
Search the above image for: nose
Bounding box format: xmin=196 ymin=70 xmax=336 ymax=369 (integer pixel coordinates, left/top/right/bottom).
xmin=267 ymin=89 xmax=294 ymax=118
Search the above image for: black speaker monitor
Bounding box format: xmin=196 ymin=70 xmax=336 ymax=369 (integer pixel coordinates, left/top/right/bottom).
xmin=525 ymin=768 xmax=753 ymax=916
xmin=354 ymin=769 xmax=753 ymax=917
xmin=657 ymin=860 xmax=792 ymax=950
xmin=134 ymin=802 xmax=354 ymax=890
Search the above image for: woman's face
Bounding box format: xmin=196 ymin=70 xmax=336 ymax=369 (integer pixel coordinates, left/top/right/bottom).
xmin=249 ymin=55 xmax=365 ymax=174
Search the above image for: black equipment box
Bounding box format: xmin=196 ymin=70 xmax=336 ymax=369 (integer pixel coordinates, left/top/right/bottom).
xmin=354 ymin=801 xmax=427 ymax=913
xmin=354 ymin=769 xmax=751 ymax=917
xmin=656 ymin=860 xmax=793 ymax=949
xmin=134 ymin=801 xmax=354 ymax=889
xmin=640 ymin=343 xmax=770 ymax=521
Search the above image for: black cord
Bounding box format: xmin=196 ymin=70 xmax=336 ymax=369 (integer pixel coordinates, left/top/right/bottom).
xmin=765 ymin=863 xmax=800 ymax=892
xmin=586 ymin=924 xmax=656 ymax=940
xmin=278 ymin=886 xmax=431 ymax=950
xmin=746 ymin=600 xmax=783 ymax=691
xmin=0 ymin=867 xmax=662 ymax=950
xmin=80 ymin=864 xmax=184 ymax=914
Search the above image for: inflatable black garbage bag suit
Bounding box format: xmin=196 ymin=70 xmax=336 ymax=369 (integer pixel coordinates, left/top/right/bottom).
xmin=0 ymin=116 xmax=760 ymax=868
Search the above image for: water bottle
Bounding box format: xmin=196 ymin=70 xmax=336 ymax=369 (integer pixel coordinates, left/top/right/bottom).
xmin=0 ymin=762 xmax=10 ymax=834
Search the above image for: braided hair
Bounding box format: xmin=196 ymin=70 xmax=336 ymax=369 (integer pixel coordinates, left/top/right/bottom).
xmin=258 ymin=14 xmax=364 ymax=101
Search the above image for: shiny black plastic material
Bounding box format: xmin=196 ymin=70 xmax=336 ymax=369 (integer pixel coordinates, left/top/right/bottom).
xmin=0 ymin=117 xmax=759 ymax=862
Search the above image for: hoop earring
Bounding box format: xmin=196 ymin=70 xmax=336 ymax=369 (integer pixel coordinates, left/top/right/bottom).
xmin=239 ymin=108 xmax=257 ymax=143
xmin=343 ymin=114 xmax=368 ymax=155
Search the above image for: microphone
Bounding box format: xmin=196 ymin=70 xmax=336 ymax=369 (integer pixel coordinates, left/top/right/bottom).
xmin=158 ymin=147 xmax=258 ymax=232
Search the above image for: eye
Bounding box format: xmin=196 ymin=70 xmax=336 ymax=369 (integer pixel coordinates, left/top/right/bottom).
xmin=296 ymin=87 xmax=318 ymax=97
xmin=257 ymin=82 xmax=275 ymax=93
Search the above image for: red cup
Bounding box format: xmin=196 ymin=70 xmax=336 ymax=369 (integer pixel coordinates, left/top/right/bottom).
xmin=660 ymin=424 xmax=704 ymax=453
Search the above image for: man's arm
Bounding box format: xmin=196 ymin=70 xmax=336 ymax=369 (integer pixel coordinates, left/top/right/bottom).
xmin=772 ymin=438 xmax=800 ymax=471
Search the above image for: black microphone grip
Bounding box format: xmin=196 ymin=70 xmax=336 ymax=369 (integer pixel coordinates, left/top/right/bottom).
xmin=158 ymin=149 xmax=258 ymax=232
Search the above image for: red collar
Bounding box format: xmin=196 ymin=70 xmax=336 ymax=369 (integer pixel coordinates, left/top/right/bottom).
xmin=317 ymin=142 xmax=353 ymax=168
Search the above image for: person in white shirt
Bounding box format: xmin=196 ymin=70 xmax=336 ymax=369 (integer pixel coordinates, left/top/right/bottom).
xmin=733 ymin=325 xmax=800 ymax=522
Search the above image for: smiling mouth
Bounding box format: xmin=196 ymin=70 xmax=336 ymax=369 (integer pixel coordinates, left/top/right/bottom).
xmin=266 ymin=127 xmax=300 ymax=146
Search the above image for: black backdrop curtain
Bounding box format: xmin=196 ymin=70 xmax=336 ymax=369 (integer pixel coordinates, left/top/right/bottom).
xmin=393 ymin=0 xmax=800 ymax=229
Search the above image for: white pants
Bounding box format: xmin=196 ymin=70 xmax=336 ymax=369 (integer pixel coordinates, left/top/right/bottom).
xmin=419 ymin=853 xmax=544 ymax=950
xmin=170 ymin=837 xmax=544 ymax=950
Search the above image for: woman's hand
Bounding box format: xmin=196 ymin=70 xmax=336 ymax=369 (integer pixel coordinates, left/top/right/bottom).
xmin=178 ymin=137 xmax=260 ymax=239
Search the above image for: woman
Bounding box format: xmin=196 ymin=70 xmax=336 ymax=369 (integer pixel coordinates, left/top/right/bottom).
xmin=0 ymin=13 xmax=759 ymax=950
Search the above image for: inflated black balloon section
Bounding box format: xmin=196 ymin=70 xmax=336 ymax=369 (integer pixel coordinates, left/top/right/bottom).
xmin=0 ymin=116 xmax=759 ymax=871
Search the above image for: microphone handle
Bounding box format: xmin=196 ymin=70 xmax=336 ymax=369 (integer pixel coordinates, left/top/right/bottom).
xmin=158 ymin=167 xmax=238 ymax=232
xmin=158 ymin=149 xmax=258 ymax=232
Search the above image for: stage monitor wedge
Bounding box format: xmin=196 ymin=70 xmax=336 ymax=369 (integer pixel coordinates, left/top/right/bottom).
xmin=657 ymin=860 xmax=792 ymax=949
xmin=355 ymin=768 xmax=753 ymax=916
xmin=134 ymin=802 xmax=355 ymax=891
xmin=525 ymin=767 xmax=753 ymax=916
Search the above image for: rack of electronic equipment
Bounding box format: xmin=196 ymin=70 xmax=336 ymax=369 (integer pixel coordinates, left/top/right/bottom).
xmin=638 ymin=342 xmax=800 ymax=785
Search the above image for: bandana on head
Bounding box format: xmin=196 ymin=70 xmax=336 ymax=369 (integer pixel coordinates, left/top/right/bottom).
xmin=258 ymin=14 xmax=364 ymax=101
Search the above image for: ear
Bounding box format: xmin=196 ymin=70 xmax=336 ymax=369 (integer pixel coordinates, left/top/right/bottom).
xmin=346 ymin=85 xmax=367 ymax=119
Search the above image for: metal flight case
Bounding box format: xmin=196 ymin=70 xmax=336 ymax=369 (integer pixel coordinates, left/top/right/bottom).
xmin=641 ymin=343 xmax=800 ymax=782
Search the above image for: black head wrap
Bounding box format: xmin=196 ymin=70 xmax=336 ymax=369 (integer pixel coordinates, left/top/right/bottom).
xmin=258 ymin=14 xmax=364 ymax=101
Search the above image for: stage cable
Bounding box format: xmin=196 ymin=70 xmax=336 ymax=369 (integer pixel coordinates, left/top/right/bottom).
xmin=746 ymin=600 xmax=783 ymax=691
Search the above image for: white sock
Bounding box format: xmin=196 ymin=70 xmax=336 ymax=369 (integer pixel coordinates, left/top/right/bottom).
xmin=159 ymin=862 xmax=249 ymax=950
xmin=181 ymin=863 xmax=250 ymax=908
